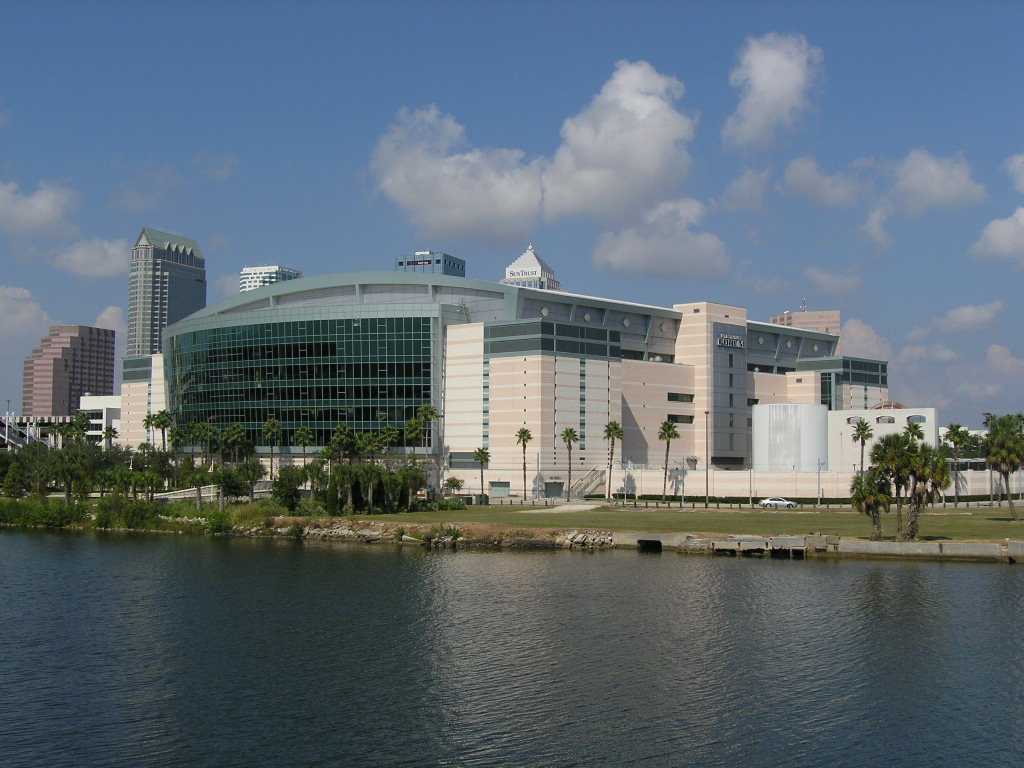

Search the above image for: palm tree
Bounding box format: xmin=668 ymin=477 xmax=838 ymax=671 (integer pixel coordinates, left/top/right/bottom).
xmin=986 ymin=414 xmax=1024 ymax=522
xmin=237 ymin=459 xmax=267 ymax=503
xmin=186 ymin=464 xmax=210 ymax=510
xmin=359 ymin=462 xmax=384 ymax=512
xmin=904 ymin=420 xmax=925 ymax=443
xmin=151 ymin=410 xmax=173 ymax=452
xmin=193 ymin=422 xmax=218 ymax=466
xmin=415 ymin=403 xmax=439 ymax=489
xmin=904 ymin=442 xmax=950 ymax=540
xmin=142 ymin=413 xmax=156 ymax=447
xmin=871 ymin=432 xmax=913 ymax=538
xmin=516 ymin=427 xmax=533 ymax=501
xmin=167 ymin=425 xmax=187 ymax=454
xmin=403 ymin=417 xmax=422 ymax=462
xmin=603 ymin=421 xmax=624 ymax=500
xmin=851 ymin=419 xmax=873 ymax=475
xmin=658 ymin=420 xmax=680 ymax=503
xmin=850 ymin=467 xmax=891 ymax=541
xmin=294 ymin=425 xmax=316 ymax=469
xmin=380 ymin=424 xmax=401 ymax=467
xmin=221 ymin=423 xmax=248 ymax=464
xmin=305 ymin=458 xmax=327 ymax=505
xmin=561 ymin=427 xmax=578 ymax=500
xmin=473 ymin=447 xmax=490 ymax=497
xmin=262 ymin=417 xmax=282 ymax=479
xmin=944 ymin=423 xmax=971 ymax=507
xmin=102 ymin=425 xmax=118 ymax=451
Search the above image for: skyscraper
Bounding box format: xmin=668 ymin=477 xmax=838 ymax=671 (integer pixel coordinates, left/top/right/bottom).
xmin=239 ymin=265 xmax=303 ymax=292
xmin=22 ymin=325 xmax=115 ymax=417
xmin=394 ymin=250 xmax=465 ymax=277
xmin=126 ymin=227 xmax=206 ymax=357
xmin=500 ymin=245 xmax=561 ymax=290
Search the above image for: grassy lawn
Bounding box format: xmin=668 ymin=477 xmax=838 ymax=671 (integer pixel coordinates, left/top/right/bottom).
xmin=365 ymin=504 xmax=1024 ymax=542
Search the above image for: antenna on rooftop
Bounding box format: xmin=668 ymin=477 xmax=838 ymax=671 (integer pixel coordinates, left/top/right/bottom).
xmin=800 ymin=297 xmax=808 ymax=312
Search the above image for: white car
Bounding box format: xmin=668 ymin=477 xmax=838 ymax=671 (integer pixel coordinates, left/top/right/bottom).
xmin=760 ymin=497 xmax=798 ymax=509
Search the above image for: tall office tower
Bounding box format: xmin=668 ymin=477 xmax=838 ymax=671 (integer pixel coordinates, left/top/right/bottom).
xmin=126 ymin=227 xmax=206 ymax=357
xmin=395 ymin=250 xmax=466 ymax=277
xmin=500 ymin=244 xmax=562 ymax=290
xmin=239 ymin=265 xmax=303 ymax=292
xmin=770 ymin=302 xmax=840 ymax=336
xmin=22 ymin=325 xmax=115 ymax=417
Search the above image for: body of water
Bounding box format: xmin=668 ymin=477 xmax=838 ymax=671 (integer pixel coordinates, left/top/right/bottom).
xmin=1 ymin=530 xmax=1022 ymax=767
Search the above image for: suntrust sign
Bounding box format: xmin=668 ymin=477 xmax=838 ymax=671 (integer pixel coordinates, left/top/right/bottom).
xmin=507 ymin=269 xmax=541 ymax=278
xmin=717 ymin=334 xmax=745 ymax=348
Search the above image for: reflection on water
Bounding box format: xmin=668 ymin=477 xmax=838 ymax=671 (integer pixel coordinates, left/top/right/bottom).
xmin=1 ymin=531 xmax=1022 ymax=767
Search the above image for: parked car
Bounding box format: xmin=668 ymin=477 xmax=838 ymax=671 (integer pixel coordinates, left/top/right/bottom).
xmin=760 ymin=497 xmax=798 ymax=509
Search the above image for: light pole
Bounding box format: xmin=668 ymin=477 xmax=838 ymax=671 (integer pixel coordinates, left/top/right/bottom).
xmin=748 ymin=460 xmax=753 ymax=508
xmin=817 ymin=459 xmax=823 ymax=507
xmin=704 ymin=410 xmax=710 ymax=508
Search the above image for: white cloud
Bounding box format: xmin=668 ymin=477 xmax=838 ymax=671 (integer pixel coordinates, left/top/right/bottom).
xmin=896 ymin=344 xmax=957 ymax=365
xmin=0 ymin=180 xmax=79 ymax=235
xmin=371 ymin=104 xmax=542 ymax=245
xmin=905 ymin=300 xmax=1002 ymax=340
xmin=214 ymin=273 xmax=239 ymax=299
xmin=371 ymin=61 xmax=697 ymax=243
xmin=934 ymin=301 xmax=1002 ymax=333
xmin=985 ymin=344 xmax=1024 ymax=378
xmin=970 ymin=206 xmax=1024 ymax=263
xmin=803 ymin=266 xmax=860 ymax=293
xmin=543 ymin=60 xmax=696 ymax=222
xmin=109 ymin=163 xmax=184 ymax=211
xmin=863 ymin=149 xmax=985 ymax=246
xmin=0 ymin=285 xmax=52 ymax=337
xmin=592 ymin=198 xmax=730 ymax=278
xmin=840 ymin=318 xmax=892 ymax=361
xmin=53 ymin=238 xmax=130 ymax=277
xmin=862 ymin=203 xmax=892 ymax=247
xmin=95 ymin=305 xmax=127 ymax=375
xmin=94 ymin=305 xmax=126 ymax=336
xmin=891 ymin=148 xmax=986 ymax=215
xmin=782 ymin=156 xmax=859 ymax=206
xmin=746 ymin=275 xmax=789 ymax=295
xmin=719 ymin=167 xmax=770 ymax=212
xmin=1003 ymin=153 xmax=1024 ymax=194
xmin=723 ymin=33 xmax=823 ymax=148
xmin=193 ymin=151 xmax=240 ymax=180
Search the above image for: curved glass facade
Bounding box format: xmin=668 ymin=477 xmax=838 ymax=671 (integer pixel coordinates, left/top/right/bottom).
xmin=166 ymin=316 xmax=433 ymax=446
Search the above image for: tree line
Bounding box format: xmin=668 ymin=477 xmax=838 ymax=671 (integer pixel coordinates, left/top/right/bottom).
xmin=850 ymin=414 xmax=1024 ymax=541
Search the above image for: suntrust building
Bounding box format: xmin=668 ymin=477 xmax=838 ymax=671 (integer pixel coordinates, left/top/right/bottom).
xmin=162 ymin=255 xmax=889 ymax=498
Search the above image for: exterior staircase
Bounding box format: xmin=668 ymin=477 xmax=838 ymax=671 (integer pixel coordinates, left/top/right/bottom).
xmin=570 ymin=467 xmax=607 ymax=499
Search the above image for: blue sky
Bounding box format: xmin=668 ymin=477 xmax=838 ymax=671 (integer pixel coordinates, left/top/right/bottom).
xmin=2 ymin=1 xmax=1023 ymax=427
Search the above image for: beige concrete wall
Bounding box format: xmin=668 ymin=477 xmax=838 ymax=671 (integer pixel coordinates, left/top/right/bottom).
xmin=118 ymin=354 xmax=166 ymax=449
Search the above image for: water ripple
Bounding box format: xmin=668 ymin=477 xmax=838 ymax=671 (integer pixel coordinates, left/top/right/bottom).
xmin=1 ymin=533 xmax=1022 ymax=767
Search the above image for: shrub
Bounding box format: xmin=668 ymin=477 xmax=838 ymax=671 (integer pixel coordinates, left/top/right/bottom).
xmin=287 ymin=522 xmax=305 ymax=539
xmin=272 ymin=465 xmax=306 ymax=512
xmin=204 ymin=509 xmax=232 ymax=534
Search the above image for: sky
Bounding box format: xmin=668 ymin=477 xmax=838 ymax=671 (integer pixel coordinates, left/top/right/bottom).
xmin=1 ymin=0 xmax=1023 ymax=428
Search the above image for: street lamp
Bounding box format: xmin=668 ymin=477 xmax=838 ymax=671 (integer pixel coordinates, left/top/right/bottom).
xmin=704 ymin=410 xmax=710 ymax=508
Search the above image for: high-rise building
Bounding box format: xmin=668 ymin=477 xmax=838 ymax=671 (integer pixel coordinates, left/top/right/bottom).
xmin=770 ymin=307 xmax=840 ymax=336
xmin=239 ymin=265 xmax=303 ymax=292
xmin=500 ymin=244 xmax=561 ymax=290
xmin=126 ymin=227 xmax=206 ymax=357
xmin=22 ymin=325 xmax=115 ymax=417
xmin=395 ymin=251 xmax=465 ymax=277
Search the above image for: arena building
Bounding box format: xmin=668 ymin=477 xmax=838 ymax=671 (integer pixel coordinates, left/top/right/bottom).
xmin=161 ymin=263 xmax=890 ymax=498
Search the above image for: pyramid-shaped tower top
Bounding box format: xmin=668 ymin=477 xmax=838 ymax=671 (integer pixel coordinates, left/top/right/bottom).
xmin=500 ymin=244 xmax=562 ymax=291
